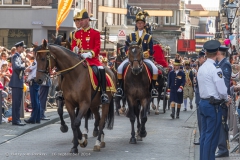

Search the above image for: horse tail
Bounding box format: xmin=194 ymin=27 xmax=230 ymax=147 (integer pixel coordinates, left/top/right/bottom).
xmin=106 ymin=97 xmax=114 ymax=130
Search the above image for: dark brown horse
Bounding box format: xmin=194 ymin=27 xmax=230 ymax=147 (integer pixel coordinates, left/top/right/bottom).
xmin=34 ymin=39 xmax=115 ymax=153
xmin=125 ymin=40 xmax=151 ymax=143
xmin=51 ymin=34 xmax=92 ymax=138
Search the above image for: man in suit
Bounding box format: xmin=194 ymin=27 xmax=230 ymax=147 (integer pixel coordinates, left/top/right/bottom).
xmin=215 ymin=46 xmax=232 ymax=158
xmin=168 ymin=59 xmax=186 ymax=119
xmin=9 ymin=41 xmax=26 ymax=126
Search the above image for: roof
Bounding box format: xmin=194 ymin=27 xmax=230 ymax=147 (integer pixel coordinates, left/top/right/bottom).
xmin=185 ymin=4 xmax=205 ymax=11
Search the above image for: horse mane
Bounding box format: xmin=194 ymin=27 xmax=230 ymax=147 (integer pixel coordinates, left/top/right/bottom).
xmin=54 ymin=35 xmax=63 ymax=45
xmin=129 ymin=41 xmax=139 ymax=46
xmin=49 ymin=44 xmax=79 ymax=59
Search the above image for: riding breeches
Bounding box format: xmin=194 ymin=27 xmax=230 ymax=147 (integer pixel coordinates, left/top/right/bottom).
xmin=117 ymin=58 xmax=158 ymax=80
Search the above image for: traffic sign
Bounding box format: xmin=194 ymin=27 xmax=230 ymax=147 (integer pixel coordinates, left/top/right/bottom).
xmin=118 ymin=29 xmax=126 ymax=40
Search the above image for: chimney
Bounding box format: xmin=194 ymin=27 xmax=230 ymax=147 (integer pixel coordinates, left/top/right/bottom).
xmin=188 ymin=0 xmax=191 ymax=4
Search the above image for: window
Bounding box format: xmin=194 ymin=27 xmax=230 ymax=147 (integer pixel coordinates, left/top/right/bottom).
xmin=170 ymin=11 xmax=176 ymax=25
xmin=165 ymin=17 xmax=170 ymax=24
xmin=2 ymin=0 xmax=31 ymax=5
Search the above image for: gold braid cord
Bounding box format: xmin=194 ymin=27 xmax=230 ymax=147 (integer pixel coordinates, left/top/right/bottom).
xmin=73 ymin=31 xmax=82 ymax=48
xmin=56 ymin=59 xmax=85 ymax=76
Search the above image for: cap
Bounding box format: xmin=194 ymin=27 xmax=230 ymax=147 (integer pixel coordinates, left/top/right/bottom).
xmin=15 ymin=41 xmax=24 ymax=48
xmin=197 ymin=48 xmax=206 ymax=58
xmin=73 ymin=9 xmax=89 ymax=21
xmin=192 ymin=64 xmax=197 ymax=67
xmin=203 ymin=40 xmax=221 ymax=53
xmin=173 ymin=59 xmax=181 ymax=66
xmin=136 ymin=11 xmax=149 ymax=23
xmin=219 ymin=45 xmax=229 ymax=52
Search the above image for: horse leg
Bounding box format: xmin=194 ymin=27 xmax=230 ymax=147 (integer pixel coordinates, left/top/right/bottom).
xmin=56 ymin=93 xmax=68 ymax=133
xmin=139 ymin=99 xmax=149 ymax=138
xmin=93 ymin=110 xmax=100 ymax=137
xmin=135 ymin=104 xmax=142 ymax=141
xmin=151 ymin=98 xmax=156 ymax=110
xmin=121 ymin=95 xmax=127 ymax=112
xmin=82 ymin=108 xmax=91 ymax=139
xmin=75 ymin=104 xmax=88 ymax=148
xmin=66 ymin=105 xmax=79 ymax=153
xmin=114 ymin=96 xmax=121 ymax=116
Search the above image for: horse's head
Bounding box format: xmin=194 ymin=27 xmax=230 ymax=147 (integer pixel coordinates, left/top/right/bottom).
xmin=33 ymin=39 xmax=56 ymax=84
xmin=52 ymin=33 xmax=71 ymax=49
xmin=126 ymin=39 xmax=143 ymax=75
xmin=117 ymin=43 xmax=127 ymax=61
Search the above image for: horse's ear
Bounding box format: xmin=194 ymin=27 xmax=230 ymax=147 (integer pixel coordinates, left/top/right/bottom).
xmin=52 ymin=34 xmax=56 ymax=42
xmin=63 ymin=33 xmax=67 ymax=41
xmin=137 ymin=39 xmax=142 ymax=46
xmin=31 ymin=43 xmax=38 ymax=48
xmin=43 ymin=39 xmax=48 ymax=48
xmin=125 ymin=41 xmax=129 ymax=47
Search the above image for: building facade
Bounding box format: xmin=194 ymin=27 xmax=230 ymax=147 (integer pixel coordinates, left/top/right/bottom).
xmin=0 ymin=0 xmax=128 ymax=49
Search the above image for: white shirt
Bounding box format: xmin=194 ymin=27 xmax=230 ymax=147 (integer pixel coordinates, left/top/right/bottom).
xmin=198 ymin=58 xmax=228 ymax=100
xmin=138 ymin=30 xmax=143 ymax=37
xmin=27 ymin=59 xmax=37 ymax=81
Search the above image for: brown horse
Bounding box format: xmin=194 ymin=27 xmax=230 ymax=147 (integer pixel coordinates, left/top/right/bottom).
xmin=34 ymin=39 xmax=116 ymax=153
xmin=124 ymin=39 xmax=151 ymax=143
xmin=50 ymin=34 xmax=92 ymax=138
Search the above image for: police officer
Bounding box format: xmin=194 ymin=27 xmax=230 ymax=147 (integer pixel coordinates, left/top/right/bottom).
xmin=215 ymin=46 xmax=232 ymax=158
xmin=168 ymin=59 xmax=185 ymax=119
xmin=24 ymin=53 xmax=41 ymax=124
xmin=198 ymin=40 xmax=231 ymax=160
xmin=194 ymin=49 xmax=206 ymax=145
xmin=116 ymin=11 xmax=158 ymax=98
xmin=9 ymin=41 xmax=26 ymax=126
xmin=39 ymin=76 xmax=51 ymax=121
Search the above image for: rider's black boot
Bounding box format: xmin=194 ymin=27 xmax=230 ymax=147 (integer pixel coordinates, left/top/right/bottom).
xmin=99 ymin=69 xmax=109 ymax=104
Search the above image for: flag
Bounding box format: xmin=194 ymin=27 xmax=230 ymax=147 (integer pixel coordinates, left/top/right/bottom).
xmin=56 ymin=0 xmax=73 ymax=33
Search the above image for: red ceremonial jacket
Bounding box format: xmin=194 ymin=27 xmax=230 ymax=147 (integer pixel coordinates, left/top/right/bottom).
xmin=71 ymin=27 xmax=102 ymax=66
xmin=153 ymin=44 xmax=168 ymax=67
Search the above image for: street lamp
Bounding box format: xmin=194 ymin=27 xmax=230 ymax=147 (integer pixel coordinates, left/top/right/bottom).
xmin=89 ymin=14 xmax=98 ymax=29
xmin=226 ymin=1 xmax=238 ymax=34
xmin=165 ymin=45 xmax=171 ymax=63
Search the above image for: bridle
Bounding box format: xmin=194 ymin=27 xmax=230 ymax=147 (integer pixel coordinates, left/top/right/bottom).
xmin=128 ymin=45 xmax=143 ymax=73
xmin=117 ymin=46 xmax=127 ymax=61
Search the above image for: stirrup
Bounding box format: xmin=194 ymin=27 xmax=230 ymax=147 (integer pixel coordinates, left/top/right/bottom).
xmin=101 ymin=93 xmax=109 ymax=104
xmin=151 ymin=89 xmax=158 ymax=98
xmin=115 ymin=88 xmax=123 ymax=97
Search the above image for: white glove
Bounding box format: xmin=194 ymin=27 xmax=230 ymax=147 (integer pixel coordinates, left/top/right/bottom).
xmin=177 ymin=88 xmax=182 ymax=92
xmin=81 ymin=52 xmax=92 ymax=59
xmin=73 ymin=46 xmax=79 ymax=54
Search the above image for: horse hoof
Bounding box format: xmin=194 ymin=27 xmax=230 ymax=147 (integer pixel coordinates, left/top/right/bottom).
xmin=100 ymin=142 xmax=106 ymax=148
xmin=70 ymin=148 xmax=78 ymax=153
xmin=136 ymin=135 xmax=142 ymax=141
xmin=83 ymin=134 xmax=88 ymax=139
xmin=155 ymin=111 xmax=160 ymax=115
xmin=93 ymin=145 xmax=101 ymax=151
xmin=121 ymin=107 xmax=126 ymax=112
xmin=93 ymin=130 xmax=99 ymax=137
xmin=60 ymin=124 xmax=68 ymax=133
xmin=139 ymin=130 xmax=147 ymax=138
xmin=79 ymin=138 xmax=88 ymax=148
xmin=129 ymin=137 xmax=137 ymax=144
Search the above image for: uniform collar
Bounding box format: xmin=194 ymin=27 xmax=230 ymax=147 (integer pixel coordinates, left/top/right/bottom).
xmin=217 ymin=57 xmax=225 ymax=64
xmin=135 ymin=29 xmax=146 ymax=42
xmin=206 ymin=58 xmax=215 ymax=64
xmin=82 ymin=26 xmax=91 ymax=32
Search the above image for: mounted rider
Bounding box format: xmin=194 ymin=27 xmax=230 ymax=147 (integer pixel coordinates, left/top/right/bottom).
xmin=71 ymin=9 xmax=109 ymax=104
xmin=116 ymin=11 xmax=159 ymax=98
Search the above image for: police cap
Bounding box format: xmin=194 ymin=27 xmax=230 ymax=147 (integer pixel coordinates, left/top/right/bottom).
xmin=218 ymin=45 xmax=229 ymax=52
xmin=203 ymin=40 xmax=221 ymax=53
xmin=197 ymin=48 xmax=206 ymax=58
xmin=15 ymin=41 xmax=24 ymax=48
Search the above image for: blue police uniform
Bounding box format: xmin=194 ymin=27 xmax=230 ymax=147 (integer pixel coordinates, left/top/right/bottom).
xmin=24 ymin=60 xmax=41 ymax=124
xmin=9 ymin=41 xmax=26 ymax=126
xmin=198 ymin=40 xmax=229 ymax=160
xmin=216 ymin=46 xmax=232 ymax=157
xmin=39 ymin=75 xmax=51 ymax=120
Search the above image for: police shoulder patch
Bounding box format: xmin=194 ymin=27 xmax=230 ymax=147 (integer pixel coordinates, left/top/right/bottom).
xmin=32 ymin=62 xmax=36 ymax=66
xmin=217 ymin=71 xmax=223 ymax=78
